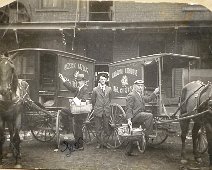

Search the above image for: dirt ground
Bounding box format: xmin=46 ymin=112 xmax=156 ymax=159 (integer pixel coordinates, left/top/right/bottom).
xmin=1 ymin=130 xmax=210 ymax=170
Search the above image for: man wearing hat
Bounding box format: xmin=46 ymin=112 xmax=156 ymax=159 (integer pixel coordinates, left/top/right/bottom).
xmin=91 ymin=73 xmax=112 ymax=149
xmin=125 ymin=79 xmax=159 ymax=156
xmin=59 ymin=73 xmax=89 ymax=150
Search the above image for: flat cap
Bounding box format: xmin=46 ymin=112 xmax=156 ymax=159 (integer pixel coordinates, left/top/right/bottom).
xmin=134 ymin=79 xmax=144 ymax=84
xmin=76 ymin=74 xmax=86 ymax=81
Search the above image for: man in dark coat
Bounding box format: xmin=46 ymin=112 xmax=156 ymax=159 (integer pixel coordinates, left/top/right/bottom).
xmin=125 ymin=79 xmax=159 ymax=156
xmin=91 ymin=74 xmax=112 ymax=148
xmin=60 ymin=73 xmax=89 ymax=150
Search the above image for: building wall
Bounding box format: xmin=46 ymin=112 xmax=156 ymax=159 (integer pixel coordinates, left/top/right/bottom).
xmin=14 ymin=0 xmax=212 ymax=22
xmin=114 ymin=2 xmax=212 ymax=22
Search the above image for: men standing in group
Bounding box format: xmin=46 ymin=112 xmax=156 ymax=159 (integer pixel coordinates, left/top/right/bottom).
xmin=91 ymin=74 xmax=112 ymax=149
xmin=59 ymin=73 xmax=89 ymax=150
xmin=125 ymin=79 xmax=159 ymax=156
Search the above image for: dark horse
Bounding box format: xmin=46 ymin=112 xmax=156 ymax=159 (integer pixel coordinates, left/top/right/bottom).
xmin=0 ymin=54 xmax=23 ymax=168
xmin=180 ymin=80 xmax=212 ymax=168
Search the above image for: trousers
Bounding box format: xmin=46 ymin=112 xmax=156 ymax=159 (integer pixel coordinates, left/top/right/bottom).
xmin=94 ymin=114 xmax=110 ymax=145
xmin=61 ymin=108 xmax=87 ymax=148
xmin=126 ymin=112 xmax=153 ymax=154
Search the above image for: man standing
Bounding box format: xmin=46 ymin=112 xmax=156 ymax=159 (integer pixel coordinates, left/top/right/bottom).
xmin=91 ymin=74 xmax=112 ymax=149
xmin=125 ymin=79 xmax=159 ymax=155
xmin=59 ymin=73 xmax=89 ymax=150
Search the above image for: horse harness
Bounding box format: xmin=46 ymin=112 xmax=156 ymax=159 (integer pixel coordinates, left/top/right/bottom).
xmin=0 ymin=56 xmax=15 ymax=98
xmin=196 ymin=82 xmax=212 ymax=112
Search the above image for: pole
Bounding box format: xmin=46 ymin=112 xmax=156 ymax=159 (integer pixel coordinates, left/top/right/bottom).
xmin=158 ymin=57 xmax=162 ymax=114
xmin=188 ymin=61 xmax=190 ymax=83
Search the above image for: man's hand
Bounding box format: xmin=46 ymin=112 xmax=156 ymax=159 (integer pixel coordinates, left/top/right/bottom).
xmin=59 ymin=73 xmax=66 ymax=82
xmin=154 ymin=87 xmax=159 ymax=94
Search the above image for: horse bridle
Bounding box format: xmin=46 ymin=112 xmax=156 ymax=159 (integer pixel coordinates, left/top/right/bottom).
xmin=0 ymin=56 xmax=15 ymax=98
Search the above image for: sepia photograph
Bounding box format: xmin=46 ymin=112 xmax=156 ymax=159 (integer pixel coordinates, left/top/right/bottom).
xmin=0 ymin=0 xmax=212 ymax=169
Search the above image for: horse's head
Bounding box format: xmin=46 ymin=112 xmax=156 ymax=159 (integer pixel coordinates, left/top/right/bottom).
xmin=0 ymin=54 xmax=18 ymax=100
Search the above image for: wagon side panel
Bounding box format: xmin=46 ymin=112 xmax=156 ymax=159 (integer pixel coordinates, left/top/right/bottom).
xmin=109 ymin=61 xmax=144 ymax=106
xmin=56 ymin=54 xmax=95 ymax=108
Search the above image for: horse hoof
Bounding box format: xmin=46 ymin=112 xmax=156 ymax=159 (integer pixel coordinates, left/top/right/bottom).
xmin=195 ymin=158 xmax=202 ymax=163
xmin=181 ymin=159 xmax=188 ymax=164
xmin=6 ymin=152 xmax=13 ymax=158
xmin=14 ymin=164 xmax=22 ymax=169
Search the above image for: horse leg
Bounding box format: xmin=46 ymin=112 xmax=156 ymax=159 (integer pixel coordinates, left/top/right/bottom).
xmin=13 ymin=113 xmax=22 ymax=168
xmin=192 ymin=122 xmax=202 ymax=163
xmin=205 ymin=122 xmax=212 ymax=169
xmin=180 ymin=119 xmax=190 ymax=164
xmin=0 ymin=118 xmax=5 ymax=168
xmin=7 ymin=122 xmax=14 ymax=158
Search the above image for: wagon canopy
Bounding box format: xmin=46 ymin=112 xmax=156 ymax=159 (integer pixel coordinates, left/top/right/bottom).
xmin=7 ymin=48 xmax=95 ymax=108
xmin=109 ymin=53 xmax=200 ymax=108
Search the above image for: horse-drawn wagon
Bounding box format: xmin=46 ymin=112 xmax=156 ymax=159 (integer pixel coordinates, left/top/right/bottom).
xmin=82 ymin=53 xmax=209 ymax=155
xmin=7 ymin=48 xmax=95 ymax=143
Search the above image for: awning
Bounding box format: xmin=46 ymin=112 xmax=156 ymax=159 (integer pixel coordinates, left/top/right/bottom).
xmin=0 ymin=0 xmax=16 ymax=8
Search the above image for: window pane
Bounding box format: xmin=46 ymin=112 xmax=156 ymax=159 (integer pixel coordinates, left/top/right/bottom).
xmin=41 ymin=0 xmax=64 ymax=9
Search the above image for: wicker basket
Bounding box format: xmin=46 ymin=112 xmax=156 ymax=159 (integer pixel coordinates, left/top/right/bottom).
xmin=70 ymin=104 xmax=92 ymax=114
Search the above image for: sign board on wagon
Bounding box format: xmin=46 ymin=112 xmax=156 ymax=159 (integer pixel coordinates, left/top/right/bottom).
xmin=109 ymin=61 xmax=144 ymax=98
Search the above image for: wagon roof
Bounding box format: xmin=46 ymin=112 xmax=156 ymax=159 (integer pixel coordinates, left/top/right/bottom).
xmin=7 ymin=48 xmax=96 ymax=63
xmin=109 ymin=53 xmax=200 ymax=66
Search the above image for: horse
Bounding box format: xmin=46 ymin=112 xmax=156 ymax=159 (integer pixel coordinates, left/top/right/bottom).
xmin=0 ymin=54 xmax=23 ymax=168
xmin=180 ymin=80 xmax=212 ymax=168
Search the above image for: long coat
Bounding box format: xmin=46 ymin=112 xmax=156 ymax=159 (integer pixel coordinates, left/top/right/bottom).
xmin=63 ymin=81 xmax=89 ymax=101
xmin=91 ymin=86 xmax=112 ymax=117
xmin=125 ymin=91 xmax=156 ymax=119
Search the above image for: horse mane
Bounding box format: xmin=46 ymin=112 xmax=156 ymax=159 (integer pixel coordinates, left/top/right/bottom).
xmin=11 ymin=69 xmax=18 ymax=93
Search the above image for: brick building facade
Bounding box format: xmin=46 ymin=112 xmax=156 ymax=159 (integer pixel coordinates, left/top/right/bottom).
xmin=0 ymin=0 xmax=212 ymax=103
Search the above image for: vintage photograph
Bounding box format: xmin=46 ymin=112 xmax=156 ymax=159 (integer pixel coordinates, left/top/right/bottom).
xmin=0 ymin=0 xmax=212 ymax=169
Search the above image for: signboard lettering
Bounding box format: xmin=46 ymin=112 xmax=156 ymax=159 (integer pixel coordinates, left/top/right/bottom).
xmin=109 ymin=62 xmax=143 ymax=98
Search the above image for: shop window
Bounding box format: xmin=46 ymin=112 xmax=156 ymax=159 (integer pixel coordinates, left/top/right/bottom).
xmin=89 ymin=1 xmax=113 ymax=21
xmin=40 ymin=0 xmax=64 ymax=9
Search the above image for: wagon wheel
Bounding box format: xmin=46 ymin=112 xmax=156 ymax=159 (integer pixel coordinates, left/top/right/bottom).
xmin=197 ymin=126 xmax=208 ymax=154
xmin=137 ymin=134 xmax=147 ymax=153
xmin=30 ymin=111 xmax=56 ymax=142
xmin=104 ymin=103 xmax=127 ymax=149
xmin=55 ymin=110 xmax=61 ymax=149
xmin=147 ymin=119 xmax=168 ymax=146
xmin=82 ymin=110 xmax=96 ymax=144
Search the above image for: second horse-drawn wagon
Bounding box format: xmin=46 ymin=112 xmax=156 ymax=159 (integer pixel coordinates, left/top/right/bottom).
xmin=81 ymin=53 xmax=208 ymax=154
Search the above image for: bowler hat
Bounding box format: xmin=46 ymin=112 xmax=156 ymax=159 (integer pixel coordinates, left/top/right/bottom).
xmin=76 ymin=74 xmax=86 ymax=81
xmin=134 ymin=79 xmax=144 ymax=85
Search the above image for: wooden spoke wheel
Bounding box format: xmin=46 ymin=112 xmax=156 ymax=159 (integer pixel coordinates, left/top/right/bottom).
xmin=82 ymin=110 xmax=96 ymax=144
xmin=31 ymin=111 xmax=56 ymax=143
xmin=137 ymin=134 xmax=147 ymax=153
xmin=55 ymin=110 xmax=62 ymax=149
xmin=197 ymin=127 xmax=208 ymax=154
xmin=104 ymin=103 xmax=127 ymax=149
xmin=148 ymin=121 xmax=168 ymax=146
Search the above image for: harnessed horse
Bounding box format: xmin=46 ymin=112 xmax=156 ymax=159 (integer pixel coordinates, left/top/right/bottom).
xmin=180 ymin=80 xmax=212 ymax=168
xmin=0 ymin=54 xmax=23 ymax=168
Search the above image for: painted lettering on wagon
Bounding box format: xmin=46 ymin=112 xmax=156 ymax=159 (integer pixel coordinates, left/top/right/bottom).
xmin=112 ymin=68 xmax=137 ymax=78
xmin=64 ymin=62 xmax=89 ymax=73
xmin=113 ymin=85 xmax=133 ymax=94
